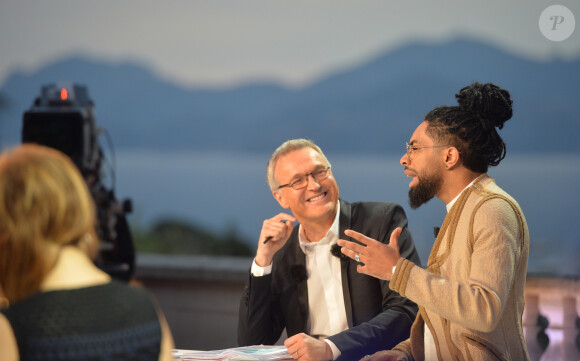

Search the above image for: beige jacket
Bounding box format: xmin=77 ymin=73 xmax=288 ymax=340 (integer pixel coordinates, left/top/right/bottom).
xmin=390 ymin=175 xmax=530 ymax=361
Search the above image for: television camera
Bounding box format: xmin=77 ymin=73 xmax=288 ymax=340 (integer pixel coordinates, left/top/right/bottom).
xmin=22 ymin=83 xmax=135 ymax=281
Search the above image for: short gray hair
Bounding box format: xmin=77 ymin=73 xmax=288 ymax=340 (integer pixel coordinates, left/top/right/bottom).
xmin=266 ymin=139 xmax=331 ymax=191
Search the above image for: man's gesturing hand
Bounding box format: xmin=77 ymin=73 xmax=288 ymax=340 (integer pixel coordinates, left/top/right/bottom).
xmin=337 ymin=227 xmax=403 ymax=281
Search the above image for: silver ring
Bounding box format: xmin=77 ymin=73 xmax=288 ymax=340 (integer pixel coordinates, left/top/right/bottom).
xmin=355 ymin=254 xmax=360 ymax=262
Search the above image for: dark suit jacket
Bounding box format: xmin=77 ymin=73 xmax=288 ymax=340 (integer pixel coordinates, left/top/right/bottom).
xmin=238 ymin=199 xmax=421 ymax=361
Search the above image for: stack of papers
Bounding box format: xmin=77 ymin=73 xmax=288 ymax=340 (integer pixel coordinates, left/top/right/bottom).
xmin=174 ymin=346 xmax=293 ymax=361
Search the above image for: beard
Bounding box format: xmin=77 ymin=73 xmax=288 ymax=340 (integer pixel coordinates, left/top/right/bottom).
xmin=408 ymin=168 xmax=442 ymax=209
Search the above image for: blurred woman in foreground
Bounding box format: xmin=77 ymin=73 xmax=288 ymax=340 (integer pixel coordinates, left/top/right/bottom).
xmin=0 ymin=144 xmax=174 ymax=361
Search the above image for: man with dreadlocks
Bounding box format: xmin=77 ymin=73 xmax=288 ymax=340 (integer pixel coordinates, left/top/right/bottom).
xmin=338 ymin=82 xmax=530 ymax=361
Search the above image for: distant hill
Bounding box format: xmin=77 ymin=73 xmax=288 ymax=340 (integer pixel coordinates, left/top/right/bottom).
xmin=1 ymin=38 xmax=579 ymax=154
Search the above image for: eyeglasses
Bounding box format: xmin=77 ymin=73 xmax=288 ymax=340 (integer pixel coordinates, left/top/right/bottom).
xmin=405 ymin=142 xmax=450 ymax=157
xmin=276 ymin=167 xmax=331 ymax=190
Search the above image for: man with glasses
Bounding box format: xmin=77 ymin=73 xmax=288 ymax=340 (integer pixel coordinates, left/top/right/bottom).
xmin=338 ymin=82 xmax=530 ymax=361
xmin=238 ymin=139 xmax=421 ymax=361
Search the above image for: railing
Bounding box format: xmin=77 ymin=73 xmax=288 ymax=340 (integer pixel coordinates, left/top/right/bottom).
xmin=135 ymin=253 xmax=254 ymax=350
xmin=135 ymin=254 xmax=580 ymax=358
xmin=524 ymin=275 xmax=580 ymax=361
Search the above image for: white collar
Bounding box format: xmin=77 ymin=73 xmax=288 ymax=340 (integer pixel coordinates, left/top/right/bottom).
xmin=446 ymin=178 xmax=477 ymax=213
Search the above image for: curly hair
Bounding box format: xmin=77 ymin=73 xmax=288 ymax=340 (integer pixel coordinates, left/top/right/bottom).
xmin=424 ymin=82 xmax=513 ymax=173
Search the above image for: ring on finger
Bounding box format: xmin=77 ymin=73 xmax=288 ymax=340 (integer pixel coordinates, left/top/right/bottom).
xmin=355 ymin=253 xmax=360 ymax=262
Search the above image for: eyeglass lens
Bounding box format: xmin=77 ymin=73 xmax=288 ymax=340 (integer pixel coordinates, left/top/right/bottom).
xmin=291 ymin=168 xmax=329 ymax=189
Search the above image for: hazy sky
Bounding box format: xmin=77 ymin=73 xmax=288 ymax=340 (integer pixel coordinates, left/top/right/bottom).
xmin=1 ymin=0 xmax=578 ymax=88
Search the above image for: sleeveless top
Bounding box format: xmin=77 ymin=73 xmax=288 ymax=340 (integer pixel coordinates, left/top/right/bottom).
xmin=1 ymin=281 xmax=162 ymax=361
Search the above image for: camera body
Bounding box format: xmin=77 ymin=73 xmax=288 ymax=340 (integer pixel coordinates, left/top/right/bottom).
xmin=22 ymin=83 xmax=135 ymax=281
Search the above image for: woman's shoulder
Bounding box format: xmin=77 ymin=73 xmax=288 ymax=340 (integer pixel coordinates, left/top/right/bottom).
xmin=0 ymin=312 xmax=19 ymax=361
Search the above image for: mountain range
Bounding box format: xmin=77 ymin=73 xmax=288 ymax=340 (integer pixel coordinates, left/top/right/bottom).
xmin=1 ymin=38 xmax=579 ymax=154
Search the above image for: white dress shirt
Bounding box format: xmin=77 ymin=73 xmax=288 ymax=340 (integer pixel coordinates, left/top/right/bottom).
xmin=251 ymin=203 xmax=347 ymax=359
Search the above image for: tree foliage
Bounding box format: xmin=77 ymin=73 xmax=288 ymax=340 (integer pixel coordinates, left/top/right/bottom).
xmin=131 ymin=218 xmax=253 ymax=257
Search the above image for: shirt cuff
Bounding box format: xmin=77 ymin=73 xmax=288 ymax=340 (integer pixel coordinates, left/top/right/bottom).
xmin=251 ymin=259 xmax=273 ymax=277
xmin=324 ymin=339 xmax=341 ymax=360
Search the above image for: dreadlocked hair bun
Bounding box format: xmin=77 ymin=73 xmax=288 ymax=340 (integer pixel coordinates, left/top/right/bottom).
xmin=424 ymin=81 xmax=514 ymax=172
xmin=456 ymin=82 xmax=513 ymax=130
